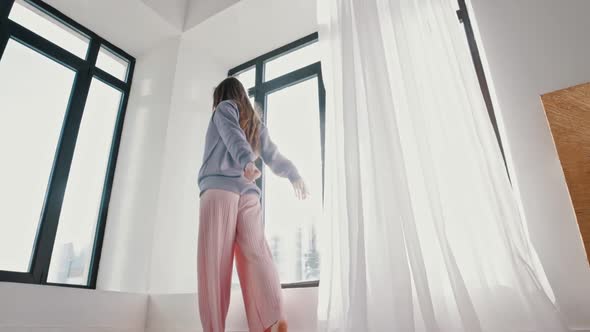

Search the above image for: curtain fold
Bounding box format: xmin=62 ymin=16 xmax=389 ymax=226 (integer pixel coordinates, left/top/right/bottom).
xmin=316 ymin=0 xmax=568 ymax=331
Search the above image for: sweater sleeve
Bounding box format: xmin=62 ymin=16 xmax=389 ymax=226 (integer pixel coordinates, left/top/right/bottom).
xmin=213 ymin=101 xmax=257 ymax=170
xmin=260 ymin=125 xmax=301 ymax=182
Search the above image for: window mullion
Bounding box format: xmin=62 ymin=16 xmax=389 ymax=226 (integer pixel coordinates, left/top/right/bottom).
xmin=254 ymin=60 xmax=264 ymax=106
xmin=254 ymin=60 xmax=266 ymax=193
xmin=87 ymin=57 xmax=135 ymax=289
xmin=31 ymin=38 xmax=99 ymax=284
xmin=31 ymin=63 xmax=95 ymax=285
xmin=318 ymin=77 xmax=326 ymax=203
xmin=86 ymin=37 xmax=100 ymax=65
xmin=92 ymin=66 xmax=128 ymax=92
xmin=260 ymin=62 xmax=321 ymax=95
xmin=6 ymin=21 xmax=84 ymax=69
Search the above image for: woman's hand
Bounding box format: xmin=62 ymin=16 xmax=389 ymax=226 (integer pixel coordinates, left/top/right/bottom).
xmin=292 ymin=179 xmax=310 ymax=200
xmin=244 ymin=162 xmax=261 ymax=182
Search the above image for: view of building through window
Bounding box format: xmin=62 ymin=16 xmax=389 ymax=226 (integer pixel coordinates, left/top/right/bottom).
xmin=265 ymin=77 xmax=322 ymax=283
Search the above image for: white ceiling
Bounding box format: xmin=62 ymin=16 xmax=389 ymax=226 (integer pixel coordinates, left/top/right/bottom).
xmin=141 ymin=0 xmax=242 ymax=32
xmin=44 ymin=0 xmax=247 ymax=56
xmin=45 ymin=0 xmax=181 ymax=56
xmin=141 ymin=0 xmax=188 ymax=31
xmin=182 ymin=0 xmax=318 ymax=69
xmin=183 ymin=0 xmax=241 ymax=31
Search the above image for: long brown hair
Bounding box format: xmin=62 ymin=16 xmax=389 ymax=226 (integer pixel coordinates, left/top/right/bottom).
xmin=213 ymin=77 xmax=262 ymax=152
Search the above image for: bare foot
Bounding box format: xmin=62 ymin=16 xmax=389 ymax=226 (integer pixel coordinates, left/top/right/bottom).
xmin=264 ymin=320 xmax=287 ymax=332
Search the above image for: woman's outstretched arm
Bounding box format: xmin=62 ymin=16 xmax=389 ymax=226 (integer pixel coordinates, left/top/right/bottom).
xmin=260 ymin=126 xmax=308 ymax=199
xmin=259 ymin=125 xmax=301 ymax=182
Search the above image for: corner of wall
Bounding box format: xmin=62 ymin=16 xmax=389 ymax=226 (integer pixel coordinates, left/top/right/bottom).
xmin=97 ymin=36 xmax=183 ymax=293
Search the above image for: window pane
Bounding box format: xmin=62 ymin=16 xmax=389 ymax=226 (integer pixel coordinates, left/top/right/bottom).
xmin=0 ymin=39 xmax=76 ymax=272
xmin=9 ymin=0 xmax=89 ymax=59
xmin=96 ymin=46 xmax=129 ymax=81
xmin=234 ymin=67 xmax=256 ymax=90
xmin=264 ymin=78 xmax=322 ymax=283
xmin=47 ymin=78 xmax=122 ymax=285
xmin=264 ymin=42 xmax=319 ymax=82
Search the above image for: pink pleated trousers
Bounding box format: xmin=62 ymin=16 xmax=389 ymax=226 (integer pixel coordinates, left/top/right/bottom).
xmin=197 ymin=189 xmax=283 ymax=332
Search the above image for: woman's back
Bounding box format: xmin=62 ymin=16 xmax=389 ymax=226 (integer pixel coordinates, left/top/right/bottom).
xmin=198 ymin=100 xmax=300 ymax=196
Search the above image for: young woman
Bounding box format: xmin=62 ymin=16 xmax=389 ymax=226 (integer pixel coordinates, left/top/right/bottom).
xmin=197 ymin=77 xmax=308 ymax=332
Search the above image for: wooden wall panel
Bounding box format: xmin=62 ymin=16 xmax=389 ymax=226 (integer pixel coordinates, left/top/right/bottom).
xmin=542 ymin=82 xmax=590 ymax=261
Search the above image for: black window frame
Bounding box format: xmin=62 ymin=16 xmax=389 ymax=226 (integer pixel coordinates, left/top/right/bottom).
xmin=0 ymin=0 xmax=135 ymax=289
xmin=228 ymin=32 xmax=325 ymax=289
xmin=456 ymin=0 xmax=509 ymax=177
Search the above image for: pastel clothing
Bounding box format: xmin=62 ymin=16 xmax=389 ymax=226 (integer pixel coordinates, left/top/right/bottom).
xmin=198 ymin=190 xmax=283 ymax=332
xmin=198 ymin=100 xmax=301 ymax=196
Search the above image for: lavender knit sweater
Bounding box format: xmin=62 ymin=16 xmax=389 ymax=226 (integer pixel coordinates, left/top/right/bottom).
xmin=198 ymin=100 xmax=301 ymax=196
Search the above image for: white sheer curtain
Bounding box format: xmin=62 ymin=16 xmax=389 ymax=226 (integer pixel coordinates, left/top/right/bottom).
xmin=316 ymin=0 xmax=569 ymax=331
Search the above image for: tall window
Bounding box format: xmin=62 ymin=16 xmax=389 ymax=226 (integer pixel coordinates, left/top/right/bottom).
xmin=229 ymin=33 xmax=325 ymax=287
xmin=0 ymin=0 xmax=135 ymax=288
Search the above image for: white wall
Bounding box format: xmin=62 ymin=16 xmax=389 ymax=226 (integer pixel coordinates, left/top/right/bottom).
xmin=0 ymin=283 xmax=147 ymax=332
xmin=148 ymin=0 xmax=318 ymax=294
xmin=146 ymin=42 xmax=223 ymax=293
xmin=467 ymin=0 xmax=590 ymax=328
xmin=98 ymin=37 xmax=181 ymax=293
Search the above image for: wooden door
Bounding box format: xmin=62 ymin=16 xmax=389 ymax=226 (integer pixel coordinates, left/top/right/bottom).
xmin=542 ymin=82 xmax=590 ymax=260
